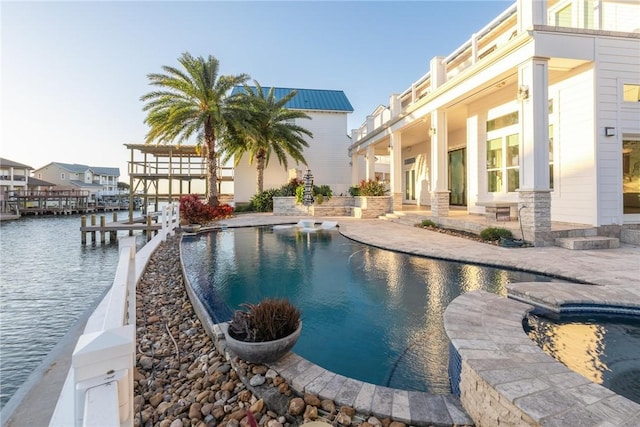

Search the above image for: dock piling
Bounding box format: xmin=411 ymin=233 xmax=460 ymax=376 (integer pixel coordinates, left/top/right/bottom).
xmin=100 ymin=216 xmax=106 ymax=244
xmin=81 ymin=215 xmax=87 ymax=244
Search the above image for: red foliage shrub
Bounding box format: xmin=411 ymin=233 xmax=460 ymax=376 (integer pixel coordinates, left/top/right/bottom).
xmin=179 ymin=195 xmax=234 ymax=224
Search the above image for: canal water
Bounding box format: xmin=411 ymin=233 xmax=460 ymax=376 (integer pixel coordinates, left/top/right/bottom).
xmin=0 ymin=212 xmax=142 ymax=409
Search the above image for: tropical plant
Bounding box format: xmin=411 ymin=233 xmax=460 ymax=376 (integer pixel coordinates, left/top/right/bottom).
xmin=140 ymin=52 xmax=249 ymax=206
xmin=348 ymin=185 xmax=361 ymax=196
xmin=279 ymin=178 xmax=303 ymax=197
xmin=421 ymin=219 xmax=436 ymax=228
xmin=179 ymin=194 xmax=233 ymax=224
xmin=227 ymin=298 xmax=301 ymax=342
xmin=358 ymin=179 xmax=387 ymax=196
xmin=250 ymin=188 xmax=280 ymax=212
xmin=480 ymin=227 xmax=513 ymax=241
xmin=222 ymin=81 xmax=313 ymax=194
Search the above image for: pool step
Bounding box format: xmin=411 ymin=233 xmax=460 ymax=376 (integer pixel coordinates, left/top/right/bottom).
xmin=554 ymin=236 xmax=620 ymax=250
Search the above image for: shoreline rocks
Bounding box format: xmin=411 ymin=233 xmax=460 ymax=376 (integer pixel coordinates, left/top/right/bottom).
xmin=135 ymin=236 xmax=407 ymax=427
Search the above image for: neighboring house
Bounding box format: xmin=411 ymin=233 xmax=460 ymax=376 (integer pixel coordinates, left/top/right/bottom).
xmin=0 ymin=157 xmax=32 ymax=213
xmin=33 ymin=162 xmax=120 ymax=199
xmin=230 ymin=87 xmax=354 ymax=203
xmin=349 ymin=0 xmax=640 ymax=245
xmin=26 ymin=176 xmax=56 ymax=192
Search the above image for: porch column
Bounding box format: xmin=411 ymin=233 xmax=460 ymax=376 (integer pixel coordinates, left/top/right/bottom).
xmin=430 ymin=109 xmax=449 ymax=217
xmin=351 ymin=152 xmax=359 ymax=185
xmin=389 ymin=132 xmax=403 ymax=210
xmin=517 ymin=0 xmax=547 ymax=31
xmin=365 ymin=145 xmax=376 ymax=181
xmin=518 ymin=57 xmax=551 ymax=246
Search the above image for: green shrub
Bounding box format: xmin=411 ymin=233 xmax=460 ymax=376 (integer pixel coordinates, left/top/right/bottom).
xmin=294 ymin=183 xmax=333 ymax=205
xmin=250 ymin=188 xmax=280 ymax=212
xmin=421 ymin=219 xmax=436 ymax=228
xmin=234 ymin=203 xmax=254 ymax=213
xmin=348 ymin=185 xmax=360 ymax=196
xmin=480 ymin=227 xmax=513 ymax=241
xmin=358 ymin=179 xmax=387 ymax=196
xmin=279 ymin=178 xmax=303 ymax=197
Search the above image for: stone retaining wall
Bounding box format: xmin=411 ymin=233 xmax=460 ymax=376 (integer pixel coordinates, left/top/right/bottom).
xmin=352 ymin=196 xmax=392 ymax=219
xmin=274 ymin=196 xmax=390 ymax=218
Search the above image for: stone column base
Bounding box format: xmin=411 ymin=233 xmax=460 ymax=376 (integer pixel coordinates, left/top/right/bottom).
xmin=392 ymin=193 xmax=403 ymax=211
xmin=431 ymin=191 xmax=450 ymax=217
xmin=518 ymin=189 xmax=551 ymax=246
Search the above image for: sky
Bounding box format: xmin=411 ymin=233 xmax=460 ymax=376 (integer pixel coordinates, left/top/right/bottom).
xmin=1 ymin=0 xmax=511 ymax=182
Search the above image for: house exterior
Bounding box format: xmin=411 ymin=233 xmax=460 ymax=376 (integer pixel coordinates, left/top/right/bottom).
xmin=33 ymin=162 xmax=120 ymax=200
xmin=349 ymin=0 xmax=640 ymax=245
xmin=230 ymin=87 xmax=354 ymax=203
xmin=0 ymin=157 xmax=32 ymax=213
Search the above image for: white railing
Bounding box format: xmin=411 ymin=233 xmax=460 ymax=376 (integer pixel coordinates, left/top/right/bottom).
xmin=49 ymin=203 xmax=180 ymax=427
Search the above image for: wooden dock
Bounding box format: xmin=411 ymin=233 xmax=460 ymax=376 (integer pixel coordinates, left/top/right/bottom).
xmin=80 ymin=213 xmax=162 ymax=244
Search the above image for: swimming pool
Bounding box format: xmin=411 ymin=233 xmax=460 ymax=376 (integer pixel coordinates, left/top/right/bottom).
xmin=525 ymin=310 xmax=640 ymax=404
xmin=181 ymin=226 xmax=561 ymax=393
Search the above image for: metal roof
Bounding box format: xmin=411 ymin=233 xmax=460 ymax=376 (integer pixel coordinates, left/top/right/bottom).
xmin=230 ymin=87 xmax=353 ymax=112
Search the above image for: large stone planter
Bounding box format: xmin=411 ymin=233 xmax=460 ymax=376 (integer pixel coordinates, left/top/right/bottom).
xmin=223 ymin=322 xmax=302 ymax=363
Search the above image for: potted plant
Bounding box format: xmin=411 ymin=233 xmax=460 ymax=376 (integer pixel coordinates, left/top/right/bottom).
xmin=224 ymin=298 xmax=302 ymax=363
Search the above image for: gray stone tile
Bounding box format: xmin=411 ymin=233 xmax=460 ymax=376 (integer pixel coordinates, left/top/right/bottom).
xmin=443 ymin=394 xmax=474 ymax=426
xmin=291 ymin=364 xmax=326 ymax=392
xmin=352 ymin=382 xmax=375 ymax=414
xmin=567 ymin=382 xmax=616 ymax=405
xmin=318 ymin=374 xmax=347 ymax=402
xmin=406 ymin=392 xmax=430 ymax=425
xmin=495 ymin=378 xmax=550 ymax=400
xmin=391 ymin=389 xmax=411 ymax=424
xmin=334 ymin=377 xmax=363 ymax=407
xmin=585 ymin=395 xmax=640 ymax=425
xmin=539 ymin=405 xmax=608 ymax=427
xmin=305 ymin=372 xmax=336 ymax=396
xmin=544 ymin=371 xmax=590 ymax=389
xmin=370 ymin=386 xmax=394 ymax=420
xmin=515 ymin=389 xmax=579 ymax=421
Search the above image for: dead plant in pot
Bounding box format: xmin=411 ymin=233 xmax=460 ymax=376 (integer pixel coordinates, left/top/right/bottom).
xmin=224 ymin=298 xmax=302 ymax=363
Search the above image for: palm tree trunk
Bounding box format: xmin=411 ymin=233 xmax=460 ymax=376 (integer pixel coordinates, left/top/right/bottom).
xmin=204 ymin=124 xmax=219 ymax=206
xmin=256 ymin=150 xmax=266 ymax=194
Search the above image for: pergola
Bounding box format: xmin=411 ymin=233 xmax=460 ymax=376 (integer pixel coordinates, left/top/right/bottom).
xmin=124 ymin=143 xmax=233 ymax=218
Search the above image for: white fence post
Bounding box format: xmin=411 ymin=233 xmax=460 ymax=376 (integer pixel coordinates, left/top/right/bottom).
xmin=72 ymin=324 xmax=135 ymax=427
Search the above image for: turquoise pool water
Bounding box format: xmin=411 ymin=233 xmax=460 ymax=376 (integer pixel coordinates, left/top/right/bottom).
xmin=525 ymin=311 xmax=640 ymax=404
xmin=181 ymin=226 xmax=560 ymax=393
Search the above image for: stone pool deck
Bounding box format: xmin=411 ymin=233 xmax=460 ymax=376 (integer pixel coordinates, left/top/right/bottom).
xmin=212 ymin=214 xmax=640 ymax=426
xmin=4 ymin=213 xmax=639 ymax=426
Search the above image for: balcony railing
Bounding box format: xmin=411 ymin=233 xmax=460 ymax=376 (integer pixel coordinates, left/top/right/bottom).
xmin=351 ymin=0 xmax=638 ymax=145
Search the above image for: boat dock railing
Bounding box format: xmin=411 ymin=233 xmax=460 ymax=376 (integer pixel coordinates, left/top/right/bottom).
xmin=49 ymin=202 xmax=180 ymax=427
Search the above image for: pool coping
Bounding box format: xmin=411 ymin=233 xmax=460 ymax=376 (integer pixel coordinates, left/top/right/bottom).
xmin=444 ymin=284 xmax=640 ymax=426
xmin=179 ymin=229 xmax=474 ymax=426
xmin=182 ymin=218 xmax=640 ymax=426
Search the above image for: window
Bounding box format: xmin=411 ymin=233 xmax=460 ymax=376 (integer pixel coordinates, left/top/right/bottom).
xmin=555 ymin=3 xmax=573 ymax=26
xmin=623 ymin=84 xmax=640 ymax=102
xmin=61 ymin=173 xmax=65 ymax=180
xmin=487 ymin=111 xmax=519 ymax=193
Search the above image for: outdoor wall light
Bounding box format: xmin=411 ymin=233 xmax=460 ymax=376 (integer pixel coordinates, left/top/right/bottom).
xmin=517 ymin=85 xmax=529 ymax=101
xmin=605 ymin=127 xmax=616 ymax=137
xmin=429 ymin=128 xmax=437 ymax=136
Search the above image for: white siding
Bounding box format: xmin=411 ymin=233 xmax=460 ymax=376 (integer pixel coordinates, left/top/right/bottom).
xmin=234 ymin=111 xmax=352 ymax=203
xmin=602 ymin=0 xmax=640 ymax=33
xmin=550 ymin=70 xmax=597 ymax=225
xmin=596 ymin=35 xmax=640 ymax=224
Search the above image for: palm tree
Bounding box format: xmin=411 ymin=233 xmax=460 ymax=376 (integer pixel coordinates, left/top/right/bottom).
xmin=223 ymin=82 xmax=313 ymax=194
xmin=140 ymin=52 xmax=249 ymax=206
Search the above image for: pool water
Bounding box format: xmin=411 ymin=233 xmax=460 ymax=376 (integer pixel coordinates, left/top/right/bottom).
xmin=181 ymin=226 xmax=559 ymax=393
xmin=525 ymin=311 xmax=640 ymax=404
